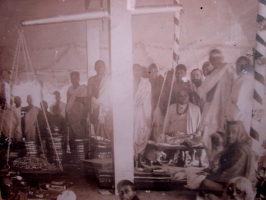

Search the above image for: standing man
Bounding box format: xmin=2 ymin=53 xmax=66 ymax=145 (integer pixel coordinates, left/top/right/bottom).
xmin=133 ymin=64 xmax=151 ymax=168
xmin=50 ymin=91 xmax=66 ymax=118
xmin=13 ymin=96 xmax=22 ymax=141
xmin=202 ymin=61 xmax=214 ymax=77
xmin=225 ymin=56 xmax=254 ymax=133
xmin=87 ymin=60 xmax=112 ymax=140
xmin=198 ymin=49 xmax=235 ymax=170
xmin=66 ymin=71 xmax=87 ymax=155
xmin=170 ymin=64 xmax=191 ymax=104
xmin=21 ymin=95 xmax=40 ymax=141
xmin=190 ymin=69 xmax=204 ymax=111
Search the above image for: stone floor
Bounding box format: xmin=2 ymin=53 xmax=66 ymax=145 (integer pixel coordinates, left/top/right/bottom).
xmin=62 ymin=163 xmax=199 ymax=200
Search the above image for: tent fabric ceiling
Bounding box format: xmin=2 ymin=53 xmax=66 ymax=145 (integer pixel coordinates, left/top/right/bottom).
xmin=0 ymin=0 xmax=258 ymax=72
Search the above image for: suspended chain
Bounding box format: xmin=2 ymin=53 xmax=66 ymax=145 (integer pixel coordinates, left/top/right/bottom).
xmin=36 ymin=117 xmax=47 ymax=161
xmin=183 ymin=15 xmax=199 ymax=70
xmin=5 ymin=28 xmax=24 ymax=168
xmin=20 ymin=31 xmax=63 ymax=171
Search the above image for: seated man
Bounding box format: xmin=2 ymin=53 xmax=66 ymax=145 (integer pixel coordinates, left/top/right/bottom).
xmin=117 ymin=179 xmax=140 ymax=200
xmin=165 ymin=88 xmax=202 ymax=166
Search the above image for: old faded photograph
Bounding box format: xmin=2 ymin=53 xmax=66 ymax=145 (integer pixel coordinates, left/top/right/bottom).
xmin=0 ymin=0 xmax=266 ymax=199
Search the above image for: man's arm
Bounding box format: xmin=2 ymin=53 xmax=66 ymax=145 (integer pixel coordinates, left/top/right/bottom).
xmin=87 ymin=78 xmax=92 ymax=115
xmin=65 ymin=90 xmax=70 ymax=123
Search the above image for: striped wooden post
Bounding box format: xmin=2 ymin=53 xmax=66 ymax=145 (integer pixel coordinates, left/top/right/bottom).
xmin=250 ymin=0 xmax=266 ymax=154
xmin=172 ymin=0 xmax=182 ymax=68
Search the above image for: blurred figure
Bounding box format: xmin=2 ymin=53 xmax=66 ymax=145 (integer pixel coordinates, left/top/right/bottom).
xmin=223 ymin=177 xmax=254 ymax=200
xmin=117 ymin=180 xmax=139 ymax=200
xmin=37 ymin=101 xmax=53 ymax=139
xmin=0 ymin=98 xmax=18 ymax=140
xmin=50 ymin=91 xmax=66 ymax=118
xmin=0 ymin=70 xmax=12 ymax=108
xmin=21 ymin=95 xmax=40 ymax=141
xmin=57 ymin=190 xmax=76 ymax=200
xmin=13 ymin=96 xmax=22 ymax=141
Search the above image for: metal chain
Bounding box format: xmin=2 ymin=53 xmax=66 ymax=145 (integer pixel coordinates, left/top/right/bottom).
xmin=5 ymin=27 xmax=24 ymax=169
xmin=21 ymin=31 xmax=63 ymax=171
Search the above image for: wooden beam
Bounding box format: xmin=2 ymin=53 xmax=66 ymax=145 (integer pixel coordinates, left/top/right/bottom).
xmin=21 ymin=11 xmax=108 ymax=26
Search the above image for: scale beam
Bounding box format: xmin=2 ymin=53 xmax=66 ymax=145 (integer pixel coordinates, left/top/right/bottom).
xmin=21 ymin=10 xmax=108 ymax=26
xmin=21 ymin=5 xmax=182 ymax=26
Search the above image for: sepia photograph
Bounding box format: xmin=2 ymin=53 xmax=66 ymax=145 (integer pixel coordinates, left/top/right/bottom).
xmin=0 ymin=0 xmax=266 ymax=199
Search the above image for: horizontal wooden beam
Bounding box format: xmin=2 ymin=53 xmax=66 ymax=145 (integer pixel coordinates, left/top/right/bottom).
xmin=21 ymin=10 xmax=108 ymax=26
xmin=21 ymin=5 xmax=182 ymax=27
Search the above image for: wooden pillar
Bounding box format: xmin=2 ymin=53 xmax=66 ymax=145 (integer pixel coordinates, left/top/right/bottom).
xmin=86 ymin=20 xmax=100 ymax=77
xmin=109 ymin=0 xmax=134 ymax=193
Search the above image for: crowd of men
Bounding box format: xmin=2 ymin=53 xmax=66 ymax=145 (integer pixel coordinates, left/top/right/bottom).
xmin=0 ymin=49 xmax=256 ymax=164
xmin=133 ymin=48 xmax=256 ymax=169
xmin=0 ymin=60 xmax=112 ymax=160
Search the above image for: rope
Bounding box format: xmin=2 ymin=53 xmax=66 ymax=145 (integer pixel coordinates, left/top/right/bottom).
xmin=183 ymin=16 xmax=199 ymax=69
xmin=5 ymin=28 xmax=23 ymax=168
xmin=21 ymin=30 xmax=63 ymax=171
xmin=181 ymin=17 xmax=190 ymax=69
xmin=161 ymin=65 xmax=176 ymax=142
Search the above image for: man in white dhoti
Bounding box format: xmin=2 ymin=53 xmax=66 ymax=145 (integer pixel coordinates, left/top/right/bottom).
xmin=21 ymin=95 xmax=39 ymax=141
xmin=88 ymin=60 xmax=113 ymax=140
xmin=133 ymin=64 xmax=151 ymax=168
xmin=226 ymin=57 xmax=255 ymax=134
xmin=198 ymin=49 xmax=235 ymax=169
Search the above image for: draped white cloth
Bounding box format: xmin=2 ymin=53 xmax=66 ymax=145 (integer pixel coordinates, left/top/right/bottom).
xmin=134 ymin=78 xmax=151 ymax=155
xmin=91 ymin=75 xmax=112 ymax=125
xmin=66 ymin=85 xmax=87 ymax=112
xmin=226 ymin=73 xmax=254 ymax=133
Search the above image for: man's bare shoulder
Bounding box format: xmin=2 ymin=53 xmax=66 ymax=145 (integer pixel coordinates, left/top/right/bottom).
xmin=88 ymin=75 xmax=98 ymax=81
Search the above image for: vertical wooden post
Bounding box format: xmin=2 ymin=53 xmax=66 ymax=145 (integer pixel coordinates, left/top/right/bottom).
xmin=86 ymin=20 xmax=100 ymax=77
xmin=109 ymin=0 xmax=134 ymax=194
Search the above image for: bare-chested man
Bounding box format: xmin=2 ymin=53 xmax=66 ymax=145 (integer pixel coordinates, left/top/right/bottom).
xmin=87 ymin=60 xmax=112 ymax=140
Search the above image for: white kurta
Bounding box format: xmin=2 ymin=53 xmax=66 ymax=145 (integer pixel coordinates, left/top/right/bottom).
xmin=225 ymin=73 xmax=254 ymax=133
